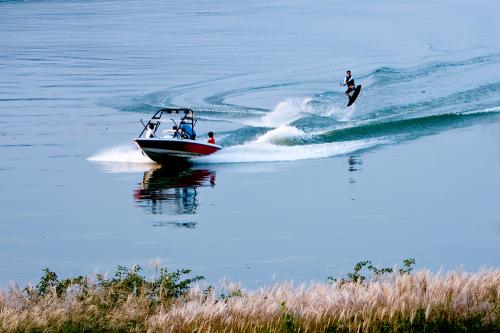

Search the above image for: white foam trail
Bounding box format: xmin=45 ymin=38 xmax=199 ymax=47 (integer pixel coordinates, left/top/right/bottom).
xmin=261 ymin=97 xmax=307 ymax=127
xmin=255 ymin=126 xmax=305 ymax=144
xmin=241 ymin=96 xmax=354 ymax=128
xmin=242 ymin=97 xmax=310 ymax=128
xmin=461 ymin=105 xmax=500 ymax=115
xmin=302 ymin=100 xmax=352 ymax=121
xmin=200 ymin=96 xmax=368 ymax=163
xmin=337 ymin=104 xmax=355 ymax=122
xmin=87 ymin=145 xmax=154 ymax=164
xmin=198 ymin=138 xmax=385 ymax=164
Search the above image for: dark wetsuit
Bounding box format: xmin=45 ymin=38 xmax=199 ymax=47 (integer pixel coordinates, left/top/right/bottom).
xmin=344 ymin=76 xmax=355 ymax=94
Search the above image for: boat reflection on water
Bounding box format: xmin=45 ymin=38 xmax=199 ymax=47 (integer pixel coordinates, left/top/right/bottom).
xmin=348 ymin=155 xmax=362 ymax=184
xmin=134 ymin=166 xmax=216 ymax=217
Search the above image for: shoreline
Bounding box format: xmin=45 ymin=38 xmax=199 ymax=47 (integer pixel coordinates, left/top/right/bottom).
xmin=1 ymin=264 xmax=499 ymax=332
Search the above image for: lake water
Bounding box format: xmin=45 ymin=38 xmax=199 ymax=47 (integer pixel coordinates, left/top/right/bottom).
xmin=1 ymin=0 xmax=499 ymax=287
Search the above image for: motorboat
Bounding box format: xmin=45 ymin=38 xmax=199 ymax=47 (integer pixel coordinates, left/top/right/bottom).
xmin=134 ymin=108 xmax=222 ymax=164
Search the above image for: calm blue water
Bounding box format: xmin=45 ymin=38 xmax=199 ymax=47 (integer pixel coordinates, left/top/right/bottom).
xmin=1 ymin=0 xmax=499 ymax=287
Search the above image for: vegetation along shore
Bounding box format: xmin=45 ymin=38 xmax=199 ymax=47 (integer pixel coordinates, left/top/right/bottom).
xmin=1 ymin=260 xmax=498 ymax=332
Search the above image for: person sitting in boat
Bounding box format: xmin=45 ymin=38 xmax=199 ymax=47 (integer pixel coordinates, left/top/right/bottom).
xmin=207 ymin=131 xmax=215 ymax=144
xmin=180 ymin=123 xmax=196 ymax=140
xmin=145 ymin=123 xmax=156 ymax=138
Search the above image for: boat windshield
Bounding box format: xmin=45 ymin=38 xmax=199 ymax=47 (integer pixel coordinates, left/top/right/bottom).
xmin=138 ymin=108 xmax=197 ymax=140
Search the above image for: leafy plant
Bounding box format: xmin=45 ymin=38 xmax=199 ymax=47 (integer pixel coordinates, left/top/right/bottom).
xmin=26 ymin=264 xmax=203 ymax=305
xmin=219 ymin=288 xmax=243 ymax=300
xmin=398 ymin=258 xmax=416 ymax=274
xmin=25 ymin=268 xmax=88 ymax=298
xmin=328 ymin=258 xmax=416 ymax=284
xmin=280 ymin=301 xmax=299 ymax=332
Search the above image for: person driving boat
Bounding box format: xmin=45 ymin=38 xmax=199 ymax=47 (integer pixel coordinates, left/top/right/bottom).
xmin=180 ymin=123 xmax=196 ymax=139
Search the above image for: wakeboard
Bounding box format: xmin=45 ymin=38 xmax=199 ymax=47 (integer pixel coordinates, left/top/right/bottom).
xmin=347 ymin=85 xmax=362 ymax=107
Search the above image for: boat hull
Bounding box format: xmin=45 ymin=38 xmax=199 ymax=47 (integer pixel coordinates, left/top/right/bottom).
xmin=134 ymin=138 xmax=222 ymax=164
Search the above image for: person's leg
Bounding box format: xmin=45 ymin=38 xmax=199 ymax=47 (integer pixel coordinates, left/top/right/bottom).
xmin=345 ymin=86 xmax=354 ymax=98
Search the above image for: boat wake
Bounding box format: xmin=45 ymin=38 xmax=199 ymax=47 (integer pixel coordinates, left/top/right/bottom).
xmin=88 ymin=145 xmax=153 ymax=164
xmin=88 ymin=104 xmax=500 ymax=167
xmin=94 ymin=54 xmax=500 ymax=167
xmin=197 ymin=138 xmax=384 ymax=164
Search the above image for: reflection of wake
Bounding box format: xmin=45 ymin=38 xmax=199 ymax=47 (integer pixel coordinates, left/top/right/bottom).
xmin=134 ymin=167 xmax=215 ymax=216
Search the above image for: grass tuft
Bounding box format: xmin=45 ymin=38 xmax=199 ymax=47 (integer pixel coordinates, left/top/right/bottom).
xmin=1 ymin=263 xmax=499 ymax=332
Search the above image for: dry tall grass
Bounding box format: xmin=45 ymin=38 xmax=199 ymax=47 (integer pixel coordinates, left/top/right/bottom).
xmin=1 ymin=269 xmax=499 ymax=332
